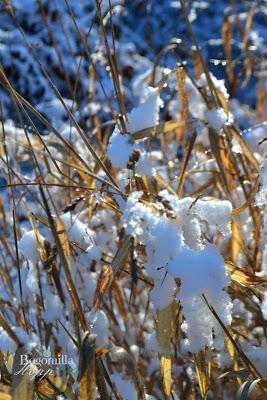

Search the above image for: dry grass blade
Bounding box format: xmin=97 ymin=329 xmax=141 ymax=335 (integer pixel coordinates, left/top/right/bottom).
xmin=78 ymin=332 xmax=97 ymax=400
xmin=242 ymin=4 xmax=256 ymax=52
xmin=176 ymin=67 xmax=189 ymax=139
xmin=177 ymin=129 xmax=197 ymax=195
xmin=55 ymin=215 xmax=88 ymax=330
xmin=132 ymin=120 xmax=187 ymax=141
xmin=11 ymin=347 xmax=35 ymax=400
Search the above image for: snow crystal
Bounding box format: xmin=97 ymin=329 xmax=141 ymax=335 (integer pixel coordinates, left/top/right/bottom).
xmin=19 ymin=230 xmax=44 ymax=264
xmin=168 ymin=244 xmax=232 ymax=352
xmin=255 ymin=159 xmax=267 ymax=206
xmin=206 ymin=107 xmax=228 ymax=131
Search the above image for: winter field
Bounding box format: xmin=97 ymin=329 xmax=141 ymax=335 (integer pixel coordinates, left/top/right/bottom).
xmin=0 ymin=0 xmax=267 ymax=399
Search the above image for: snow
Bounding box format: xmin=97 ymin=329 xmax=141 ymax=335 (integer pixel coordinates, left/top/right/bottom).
xmin=168 ymin=244 xmax=232 ymax=352
xmin=60 ymin=212 xmax=94 ymax=249
xmin=121 ymin=191 xmax=233 ymax=351
xmin=126 ymin=87 xmax=162 ymax=133
xmin=107 ymin=87 xmax=161 ymax=175
xmin=246 ymin=348 xmax=267 ymax=376
xmin=199 ymin=72 xmax=229 ymax=100
xmin=261 ymin=294 xmax=267 ymax=320
xmin=19 ymin=230 xmax=44 ymax=264
xmin=87 ymin=309 xmax=109 ymax=348
xmin=106 ymin=126 xmax=134 ymax=169
xmin=110 ymin=374 xmax=137 ymax=400
xmin=26 ymin=261 xmax=39 ymax=294
xmin=206 ymin=107 xmax=228 ymax=131
xmin=42 ymin=290 xmax=64 ymax=323
xmin=255 ymin=159 xmax=267 ymax=206
xmin=0 ymin=327 xmax=17 ymax=353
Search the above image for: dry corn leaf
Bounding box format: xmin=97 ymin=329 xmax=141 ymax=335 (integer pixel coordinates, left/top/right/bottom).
xmin=194 ymin=350 xmax=207 ymax=399
xmin=156 ymin=302 xmax=174 ymax=356
xmin=235 ymin=379 xmax=263 ymax=400
xmin=112 ymin=280 xmax=128 ymax=323
xmin=78 ymin=333 xmax=96 ymax=400
xmin=11 ymin=347 xmax=35 ymax=400
xmin=160 ymin=356 xmax=172 ymax=397
xmin=0 ymin=393 xmax=11 ymax=400
xmin=224 ymin=329 xmax=239 ymax=374
xmin=231 ymin=220 xmax=243 ymax=264
xmin=37 ymin=381 xmax=55 ymax=396
xmin=226 ymin=262 xmax=267 ymax=286
xmin=111 ymin=234 xmax=131 ymax=278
